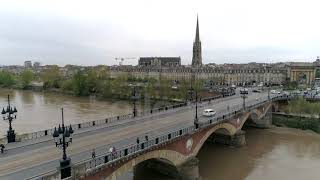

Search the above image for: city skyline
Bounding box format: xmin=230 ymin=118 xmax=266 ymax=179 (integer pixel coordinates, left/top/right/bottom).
xmin=1 ymin=0 xmax=320 ymax=66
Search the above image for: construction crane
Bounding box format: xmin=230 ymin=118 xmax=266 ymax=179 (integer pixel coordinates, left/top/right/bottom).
xmin=115 ymin=57 xmax=136 ymax=66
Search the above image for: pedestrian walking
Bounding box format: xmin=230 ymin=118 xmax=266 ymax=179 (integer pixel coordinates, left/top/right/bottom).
xmin=136 ymin=137 xmax=140 ymax=144
xmin=0 ymin=144 xmax=5 ymax=154
xmin=91 ymin=149 xmax=96 ymax=159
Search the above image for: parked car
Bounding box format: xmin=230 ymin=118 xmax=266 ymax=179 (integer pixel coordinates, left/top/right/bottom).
xmin=203 ymin=109 xmax=216 ymax=117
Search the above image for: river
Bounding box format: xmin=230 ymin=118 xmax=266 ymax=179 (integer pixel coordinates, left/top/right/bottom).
xmin=135 ymin=127 xmax=320 ymax=180
xmin=0 ymin=89 xmax=156 ymax=134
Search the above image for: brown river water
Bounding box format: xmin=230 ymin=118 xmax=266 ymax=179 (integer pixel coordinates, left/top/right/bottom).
xmin=0 ymin=89 xmax=151 ymax=133
xmin=134 ymin=128 xmax=320 ymax=180
xmin=1 ymin=89 xmax=320 ymax=179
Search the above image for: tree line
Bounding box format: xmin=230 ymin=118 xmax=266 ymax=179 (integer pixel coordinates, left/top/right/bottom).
xmin=0 ymin=67 xmax=205 ymax=101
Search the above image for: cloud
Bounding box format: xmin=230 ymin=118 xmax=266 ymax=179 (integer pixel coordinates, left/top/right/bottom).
xmin=0 ymin=0 xmax=319 ymax=66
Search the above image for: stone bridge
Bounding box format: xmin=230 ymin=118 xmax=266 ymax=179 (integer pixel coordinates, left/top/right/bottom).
xmin=77 ymin=102 xmax=277 ymax=180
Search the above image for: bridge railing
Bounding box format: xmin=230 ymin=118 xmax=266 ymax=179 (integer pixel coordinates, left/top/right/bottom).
xmin=70 ymin=126 xmax=195 ymax=178
xmin=12 ymin=101 xmax=191 ymax=143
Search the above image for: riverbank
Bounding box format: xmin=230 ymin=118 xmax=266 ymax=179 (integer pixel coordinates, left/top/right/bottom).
xmin=272 ymin=114 xmax=320 ymax=134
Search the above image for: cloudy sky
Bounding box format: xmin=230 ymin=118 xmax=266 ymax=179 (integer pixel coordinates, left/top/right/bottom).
xmin=0 ymin=0 xmax=319 ymax=66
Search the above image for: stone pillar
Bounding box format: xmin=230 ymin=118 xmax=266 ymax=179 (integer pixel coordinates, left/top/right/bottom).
xmin=253 ymin=109 xmax=272 ymax=128
xmin=178 ymin=156 xmax=201 ymax=180
xmin=230 ymin=130 xmax=246 ymax=147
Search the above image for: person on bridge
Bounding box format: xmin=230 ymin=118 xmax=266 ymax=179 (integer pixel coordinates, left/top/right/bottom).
xmin=0 ymin=144 xmax=5 ymax=154
xmin=92 ymin=149 xmax=96 ymax=159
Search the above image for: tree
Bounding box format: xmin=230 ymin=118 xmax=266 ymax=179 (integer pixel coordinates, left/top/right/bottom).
xmin=72 ymin=71 xmax=88 ymax=96
xmin=21 ymin=70 xmax=33 ymax=89
xmin=40 ymin=66 xmax=62 ymax=89
xmin=0 ymin=71 xmax=15 ymax=87
xmin=87 ymin=70 xmax=98 ymax=93
xmin=316 ymin=69 xmax=320 ymax=78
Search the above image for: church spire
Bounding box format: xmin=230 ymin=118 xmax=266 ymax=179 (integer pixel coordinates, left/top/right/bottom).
xmin=195 ymin=15 xmax=200 ymax=42
xmin=192 ymin=15 xmax=202 ymax=67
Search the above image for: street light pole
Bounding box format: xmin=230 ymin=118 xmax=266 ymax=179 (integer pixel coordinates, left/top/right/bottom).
xmin=268 ymin=82 xmax=271 ymax=100
xmin=194 ymin=90 xmax=199 ymax=129
xmin=132 ymin=86 xmax=138 ymax=117
xmin=53 ymin=108 xmax=74 ymax=179
xmin=1 ymin=95 xmax=17 ymax=143
xmin=240 ymin=89 xmax=248 ymax=110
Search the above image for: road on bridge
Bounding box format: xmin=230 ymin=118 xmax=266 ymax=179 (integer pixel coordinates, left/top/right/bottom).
xmin=0 ymin=89 xmax=272 ymax=179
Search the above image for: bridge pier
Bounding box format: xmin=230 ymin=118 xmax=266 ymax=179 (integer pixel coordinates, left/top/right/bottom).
xmin=250 ymin=109 xmax=272 ymax=129
xmin=178 ymin=156 xmax=201 ymax=180
xmin=208 ymin=130 xmax=246 ymax=147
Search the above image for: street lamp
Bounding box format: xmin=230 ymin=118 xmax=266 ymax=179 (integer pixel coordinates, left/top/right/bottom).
xmin=52 ymin=108 xmax=74 ymax=179
xmin=1 ymin=95 xmax=17 ymax=143
xmin=268 ymin=82 xmax=271 ymax=100
xmin=240 ymin=88 xmax=248 ymax=110
xmin=131 ymin=85 xmax=139 ymax=117
xmin=189 ymin=87 xmax=199 ymax=129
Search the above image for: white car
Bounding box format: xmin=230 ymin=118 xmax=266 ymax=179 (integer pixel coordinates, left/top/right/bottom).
xmin=203 ymin=109 xmax=216 ymax=117
xmin=270 ymin=90 xmax=277 ymax=94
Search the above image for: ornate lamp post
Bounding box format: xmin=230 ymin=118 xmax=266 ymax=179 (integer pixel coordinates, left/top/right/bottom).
xmin=1 ymin=95 xmax=17 ymax=143
xmin=131 ymin=85 xmax=139 ymax=117
xmin=240 ymin=88 xmax=248 ymax=110
xmin=52 ymin=108 xmax=74 ymax=179
xmin=268 ymin=82 xmax=271 ymax=100
xmin=189 ymin=87 xmax=199 ymax=129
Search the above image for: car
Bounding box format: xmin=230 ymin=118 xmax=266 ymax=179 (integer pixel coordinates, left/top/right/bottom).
xmin=252 ymin=89 xmax=261 ymax=93
xmin=203 ymin=109 xmax=216 ymax=117
xmin=270 ymin=90 xmax=277 ymax=94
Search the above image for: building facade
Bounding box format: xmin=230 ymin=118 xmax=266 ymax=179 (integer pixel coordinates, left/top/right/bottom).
xmin=138 ymin=57 xmax=181 ymax=67
xmin=108 ymin=65 xmax=287 ymax=86
xmin=287 ymin=62 xmax=316 ymax=85
xmin=24 ymin=61 xmax=32 ymax=69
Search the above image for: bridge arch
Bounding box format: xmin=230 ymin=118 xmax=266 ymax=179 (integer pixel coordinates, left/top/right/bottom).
xmin=271 ymin=102 xmax=279 ymax=112
xmin=240 ymin=103 xmax=273 ymax=129
xmin=192 ymin=122 xmax=237 ymax=156
xmin=134 ymin=157 xmax=179 ymax=178
xmin=106 ymin=150 xmax=188 ymax=180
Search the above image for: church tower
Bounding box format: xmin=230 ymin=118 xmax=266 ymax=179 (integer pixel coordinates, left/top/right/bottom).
xmin=192 ymin=16 xmax=202 ymax=67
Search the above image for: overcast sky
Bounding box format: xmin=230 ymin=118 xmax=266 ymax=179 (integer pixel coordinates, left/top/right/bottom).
xmin=0 ymin=0 xmax=319 ymax=66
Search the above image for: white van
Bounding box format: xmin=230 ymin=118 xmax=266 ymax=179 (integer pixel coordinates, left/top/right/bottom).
xmin=203 ymin=109 xmax=216 ymax=117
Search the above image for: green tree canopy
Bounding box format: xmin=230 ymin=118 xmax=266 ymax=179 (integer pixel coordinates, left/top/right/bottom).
xmin=21 ymin=70 xmax=34 ymax=89
xmin=72 ymin=71 xmax=89 ymax=96
xmin=40 ymin=66 xmax=62 ymax=89
xmin=0 ymin=71 xmax=16 ymax=87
